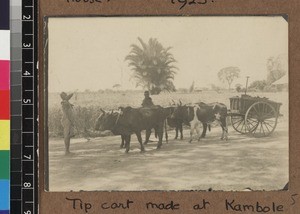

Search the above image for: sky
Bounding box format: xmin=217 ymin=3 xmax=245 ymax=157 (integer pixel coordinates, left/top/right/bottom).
xmin=47 ymin=16 xmax=288 ymax=92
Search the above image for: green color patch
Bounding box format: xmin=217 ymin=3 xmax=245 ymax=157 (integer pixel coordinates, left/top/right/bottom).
xmin=0 ymin=151 xmax=9 ymax=179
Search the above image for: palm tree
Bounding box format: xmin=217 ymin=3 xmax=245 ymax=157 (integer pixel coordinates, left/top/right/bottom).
xmin=125 ymin=37 xmax=177 ymax=95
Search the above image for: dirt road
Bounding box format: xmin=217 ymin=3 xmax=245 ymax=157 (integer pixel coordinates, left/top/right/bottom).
xmin=48 ymin=118 xmax=288 ymax=192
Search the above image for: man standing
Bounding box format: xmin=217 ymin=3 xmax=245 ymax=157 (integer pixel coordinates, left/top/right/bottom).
xmin=60 ymin=92 xmax=75 ymax=155
xmin=141 ymin=91 xmax=154 ymax=107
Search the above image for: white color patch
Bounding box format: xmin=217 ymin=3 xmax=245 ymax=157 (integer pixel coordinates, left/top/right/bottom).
xmin=0 ymin=30 xmax=10 ymax=60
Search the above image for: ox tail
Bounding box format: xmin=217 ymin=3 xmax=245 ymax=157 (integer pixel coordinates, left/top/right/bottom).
xmin=165 ymin=119 xmax=168 ymax=143
xmin=208 ymin=124 xmax=211 ymax=132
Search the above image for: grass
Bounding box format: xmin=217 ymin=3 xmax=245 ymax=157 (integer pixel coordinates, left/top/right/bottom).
xmin=48 ymin=90 xmax=288 ymax=138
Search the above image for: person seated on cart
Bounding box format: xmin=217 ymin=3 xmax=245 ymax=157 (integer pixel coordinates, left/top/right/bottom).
xmin=141 ymin=91 xmax=154 ymax=107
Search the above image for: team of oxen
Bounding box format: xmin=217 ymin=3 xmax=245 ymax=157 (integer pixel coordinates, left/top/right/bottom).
xmin=95 ymin=101 xmax=228 ymax=153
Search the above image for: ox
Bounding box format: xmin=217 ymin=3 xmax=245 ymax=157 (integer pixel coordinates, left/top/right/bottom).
xmin=165 ymin=106 xmax=184 ymax=140
xmin=95 ymin=106 xmax=168 ymax=153
xmin=95 ymin=110 xmax=131 ymax=149
xmin=143 ymin=106 xmax=181 ymax=144
xmin=172 ymin=102 xmax=228 ymax=142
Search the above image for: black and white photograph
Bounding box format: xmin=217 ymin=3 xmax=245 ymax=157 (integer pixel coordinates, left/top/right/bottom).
xmin=45 ymin=16 xmax=288 ymax=192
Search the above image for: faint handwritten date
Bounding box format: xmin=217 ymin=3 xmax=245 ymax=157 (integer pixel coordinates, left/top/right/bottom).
xmin=171 ymin=0 xmax=214 ymax=10
xmin=66 ymin=0 xmax=110 ymax=3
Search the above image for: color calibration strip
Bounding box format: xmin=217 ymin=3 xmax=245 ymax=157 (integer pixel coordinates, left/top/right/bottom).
xmin=10 ymin=0 xmax=23 ymax=213
xmin=0 ymin=0 xmax=10 ymax=213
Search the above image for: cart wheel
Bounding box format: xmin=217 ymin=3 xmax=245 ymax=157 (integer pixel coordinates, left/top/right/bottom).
xmin=245 ymin=102 xmax=278 ymax=138
xmin=231 ymin=115 xmax=248 ymax=134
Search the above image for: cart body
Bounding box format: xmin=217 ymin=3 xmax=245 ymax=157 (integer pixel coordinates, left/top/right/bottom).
xmin=229 ymin=94 xmax=282 ymax=137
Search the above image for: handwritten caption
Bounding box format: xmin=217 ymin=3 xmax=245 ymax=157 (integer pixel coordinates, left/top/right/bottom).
xmin=65 ymin=194 xmax=298 ymax=213
xmin=64 ymin=0 xmax=214 ymax=10
xmin=171 ymin=0 xmax=215 ymax=10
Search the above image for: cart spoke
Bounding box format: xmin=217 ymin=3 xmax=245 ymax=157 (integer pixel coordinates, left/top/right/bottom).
xmin=264 ymin=120 xmax=275 ymax=129
xmin=264 ymin=123 xmax=273 ymax=130
xmin=232 ymin=118 xmax=243 ymax=125
xmin=231 ymin=115 xmax=249 ymax=134
xmin=246 ymin=123 xmax=255 ymax=132
xmin=251 ymin=106 xmax=259 ymax=115
xmin=263 ymin=119 xmax=276 ymax=126
xmin=251 ymin=122 xmax=259 ymax=133
xmin=247 ymin=118 xmax=258 ymax=124
xmin=263 ymin=122 xmax=271 ymax=133
xmin=246 ymin=119 xmax=257 ymax=129
xmin=262 ymin=111 xmax=276 ymax=119
xmin=240 ymin=122 xmax=245 ymax=132
xmin=254 ymin=105 xmax=261 ymax=117
xmin=236 ymin=119 xmax=244 ymax=130
xmin=264 ymin=118 xmax=276 ymax=122
xmin=259 ymin=122 xmax=263 ymax=133
xmin=261 ymin=122 xmax=266 ymax=136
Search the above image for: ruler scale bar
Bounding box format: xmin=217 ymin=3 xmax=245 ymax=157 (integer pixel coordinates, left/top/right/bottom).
xmin=10 ymin=0 xmax=23 ymax=212
xmin=22 ymin=0 xmax=34 ymax=211
xmin=9 ymin=0 xmax=39 ymax=213
xmin=24 ymin=0 xmax=37 ymax=213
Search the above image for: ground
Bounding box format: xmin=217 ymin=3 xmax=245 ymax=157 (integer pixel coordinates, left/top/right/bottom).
xmin=48 ymin=118 xmax=288 ymax=192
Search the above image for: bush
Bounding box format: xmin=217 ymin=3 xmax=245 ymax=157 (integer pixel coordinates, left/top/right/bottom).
xmin=249 ymin=80 xmax=268 ymax=91
xmin=236 ymin=85 xmax=242 ymax=92
xmin=48 ymin=106 xmax=103 ymax=138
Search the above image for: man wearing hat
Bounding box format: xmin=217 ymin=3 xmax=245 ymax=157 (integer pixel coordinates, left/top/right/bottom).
xmin=141 ymin=91 xmax=154 ymax=107
xmin=60 ymin=92 xmax=75 ymax=155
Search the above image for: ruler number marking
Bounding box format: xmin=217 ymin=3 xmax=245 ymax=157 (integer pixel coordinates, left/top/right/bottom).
xmin=23 ymin=99 xmax=32 ymax=104
xmin=23 ymin=182 xmax=32 ymax=188
xmin=23 ymin=43 xmax=32 ymax=48
xmin=23 ymin=15 xmax=32 ymax=20
xmin=23 ymin=71 xmax=31 ymax=76
xmin=24 ymin=155 xmax=32 ymax=160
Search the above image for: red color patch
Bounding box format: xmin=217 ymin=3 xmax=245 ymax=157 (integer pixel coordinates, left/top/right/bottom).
xmin=0 ymin=90 xmax=10 ymax=119
xmin=0 ymin=60 xmax=10 ymax=90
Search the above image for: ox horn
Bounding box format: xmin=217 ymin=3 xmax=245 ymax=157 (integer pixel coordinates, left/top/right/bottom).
xmin=179 ymin=99 xmax=182 ymax=106
xmin=118 ymin=107 xmax=124 ymax=115
xmin=99 ymin=108 xmax=105 ymax=114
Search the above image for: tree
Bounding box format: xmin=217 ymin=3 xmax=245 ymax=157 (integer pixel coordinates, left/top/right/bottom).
xmin=266 ymin=55 xmax=287 ymax=84
xmin=249 ymin=80 xmax=268 ymax=91
xmin=218 ymin=67 xmax=240 ymax=90
xmin=189 ymin=81 xmax=195 ymax=93
xmin=125 ymin=37 xmax=177 ymax=95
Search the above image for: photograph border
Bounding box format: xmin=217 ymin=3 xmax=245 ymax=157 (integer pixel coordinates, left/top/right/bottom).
xmin=39 ymin=1 xmax=300 ymax=213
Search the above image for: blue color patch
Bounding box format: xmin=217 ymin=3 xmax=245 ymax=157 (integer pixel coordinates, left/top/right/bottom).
xmin=0 ymin=180 xmax=9 ymax=210
xmin=0 ymin=0 xmax=9 ymax=30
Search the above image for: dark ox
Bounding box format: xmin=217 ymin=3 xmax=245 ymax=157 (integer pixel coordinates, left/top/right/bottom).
xmin=165 ymin=106 xmax=184 ymax=140
xmin=95 ymin=110 xmax=130 ymax=149
xmin=172 ymin=102 xmax=228 ymax=142
xmin=95 ymin=106 xmax=168 ymax=153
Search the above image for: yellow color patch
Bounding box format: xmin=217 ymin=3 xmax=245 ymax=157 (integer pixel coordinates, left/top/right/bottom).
xmin=0 ymin=120 xmax=10 ymax=150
